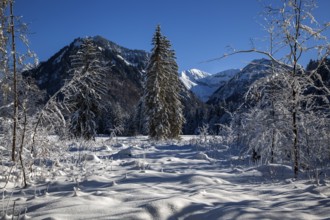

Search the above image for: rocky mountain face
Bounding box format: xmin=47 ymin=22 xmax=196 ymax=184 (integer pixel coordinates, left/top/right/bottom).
xmin=26 ymin=36 xmax=148 ymax=104
xmin=206 ymin=59 xmax=275 ymax=124
xmin=178 ymin=60 xmax=277 ymax=128
xmin=24 ymin=36 xmax=204 ymax=135
xmin=208 ymin=59 xmax=271 ymax=104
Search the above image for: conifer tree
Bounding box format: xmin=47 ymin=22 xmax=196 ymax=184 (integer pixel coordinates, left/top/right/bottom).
xmin=144 ymin=25 xmax=184 ymax=140
xmin=162 ymin=36 xmax=185 ymax=139
xmin=66 ymin=38 xmax=107 ymax=141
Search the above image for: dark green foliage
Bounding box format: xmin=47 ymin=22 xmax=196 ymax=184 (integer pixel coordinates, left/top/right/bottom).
xmin=162 ymin=37 xmax=185 ymax=138
xmin=144 ymin=25 xmax=185 ymax=140
xmin=66 ymin=38 xmax=108 ymax=140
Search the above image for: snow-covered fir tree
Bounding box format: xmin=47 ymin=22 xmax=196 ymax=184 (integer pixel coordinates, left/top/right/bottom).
xmin=162 ymin=36 xmax=185 ymax=139
xmin=66 ymin=38 xmax=107 ymax=141
xmin=144 ymin=25 xmax=184 ymax=140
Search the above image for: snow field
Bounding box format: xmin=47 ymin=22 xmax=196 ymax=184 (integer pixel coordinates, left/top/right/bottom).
xmin=1 ymin=136 xmax=330 ymax=219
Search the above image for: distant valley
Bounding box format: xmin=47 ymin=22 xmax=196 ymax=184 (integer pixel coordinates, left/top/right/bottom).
xmin=179 ymin=68 xmax=240 ymax=102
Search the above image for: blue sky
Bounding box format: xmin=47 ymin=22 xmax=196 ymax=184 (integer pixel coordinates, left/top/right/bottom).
xmin=15 ymin=0 xmax=330 ymax=73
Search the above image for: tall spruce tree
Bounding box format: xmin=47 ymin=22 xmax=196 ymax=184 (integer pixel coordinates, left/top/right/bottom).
xmin=144 ymin=25 xmax=184 ymax=140
xmin=162 ymin=36 xmax=185 ymax=139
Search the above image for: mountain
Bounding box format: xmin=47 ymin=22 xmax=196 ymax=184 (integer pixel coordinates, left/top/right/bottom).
xmin=24 ymin=36 xmax=204 ymax=135
xmin=179 ymin=69 xmax=239 ymax=102
xmin=208 ymin=59 xmax=272 ymax=104
xmin=207 ymin=59 xmax=274 ymax=124
xmin=28 ymin=35 xmax=149 ymax=97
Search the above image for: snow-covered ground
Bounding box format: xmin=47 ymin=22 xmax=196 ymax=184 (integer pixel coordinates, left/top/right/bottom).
xmin=1 ymin=136 xmax=329 ymax=220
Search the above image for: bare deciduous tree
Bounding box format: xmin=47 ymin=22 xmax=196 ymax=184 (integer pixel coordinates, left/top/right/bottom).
xmin=216 ymin=0 xmax=330 ymax=178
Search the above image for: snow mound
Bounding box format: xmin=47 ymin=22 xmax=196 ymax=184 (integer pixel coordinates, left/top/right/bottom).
xmin=112 ymin=143 xmax=128 ymax=148
xmin=116 ymin=148 xmax=133 ymax=157
xmin=141 ymin=197 xmax=193 ymax=220
xmin=111 ymin=146 xmax=141 ymax=159
xmin=245 ymin=164 xmax=293 ymax=180
xmin=96 ymin=145 xmax=112 ymax=151
xmin=193 ymin=152 xmax=213 ymax=161
xmin=181 ymin=175 xmax=220 ymax=185
xmin=83 ymin=154 xmax=101 ymax=162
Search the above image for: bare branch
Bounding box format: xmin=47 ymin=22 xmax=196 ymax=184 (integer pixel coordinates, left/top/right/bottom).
xmin=202 ymin=49 xmax=289 ymax=68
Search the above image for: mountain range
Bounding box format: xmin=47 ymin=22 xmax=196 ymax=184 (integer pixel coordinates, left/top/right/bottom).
xmin=179 ymin=69 xmax=240 ymax=102
xmin=24 ymin=36 xmax=204 ymax=135
xmin=22 ymin=35 xmax=280 ymax=134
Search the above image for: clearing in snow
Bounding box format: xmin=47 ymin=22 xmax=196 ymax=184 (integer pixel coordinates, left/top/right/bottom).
xmin=0 ymin=136 xmax=329 ymax=220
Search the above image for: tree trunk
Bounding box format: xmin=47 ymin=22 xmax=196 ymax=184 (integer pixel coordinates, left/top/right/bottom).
xmin=271 ymin=129 xmax=275 ymax=164
xmin=270 ymin=99 xmax=276 ymax=164
xmin=292 ymin=88 xmax=299 ymax=178
xmin=292 ymin=0 xmax=301 ymax=179
xmin=10 ymin=1 xmax=18 ymax=162
xmin=19 ymin=105 xmax=28 ymax=188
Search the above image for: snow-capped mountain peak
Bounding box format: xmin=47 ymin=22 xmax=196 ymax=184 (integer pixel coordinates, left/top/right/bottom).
xmin=179 ymin=68 xmax=239 ymax=102
xmin=183 ymin=69 xmax=211 ymax=81
xmin=179 ymin=69 xmax=211 ymax=90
